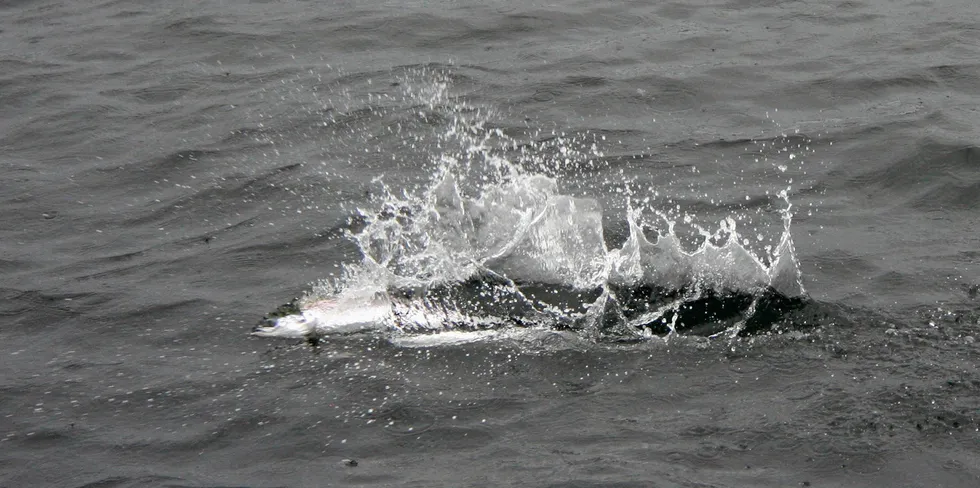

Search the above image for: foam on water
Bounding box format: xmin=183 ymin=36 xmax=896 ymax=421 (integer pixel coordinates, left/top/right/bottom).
xmin=253 ymin=71 xmax=808 ymax=343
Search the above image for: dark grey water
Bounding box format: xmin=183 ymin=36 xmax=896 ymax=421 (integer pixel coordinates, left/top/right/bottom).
xmin=3 ymin=1 xmax=980 ymax=486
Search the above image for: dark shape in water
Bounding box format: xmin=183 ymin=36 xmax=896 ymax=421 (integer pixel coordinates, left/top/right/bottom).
xmin=607 ymin=284 xmax=810 ymax=338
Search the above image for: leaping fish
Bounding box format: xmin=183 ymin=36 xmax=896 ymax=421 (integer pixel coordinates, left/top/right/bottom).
xmin=252 ymin=274 xmax=811 ymax=344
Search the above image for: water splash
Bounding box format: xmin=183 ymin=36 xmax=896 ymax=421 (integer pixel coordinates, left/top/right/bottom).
xmin=253 ymin=70 xmax=809 ymax=343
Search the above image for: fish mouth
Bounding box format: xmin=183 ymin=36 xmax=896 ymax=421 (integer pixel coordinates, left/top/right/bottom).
xmin=250 ymin=317 xmax=279 ymax=337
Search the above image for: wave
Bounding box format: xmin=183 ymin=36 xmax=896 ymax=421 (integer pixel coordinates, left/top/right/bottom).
xmin=837 ymin=139 xmax=980 ymax=212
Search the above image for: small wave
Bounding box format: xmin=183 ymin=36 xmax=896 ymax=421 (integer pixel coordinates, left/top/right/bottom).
xmin=837 ymin=140 xmax=980 ymax=212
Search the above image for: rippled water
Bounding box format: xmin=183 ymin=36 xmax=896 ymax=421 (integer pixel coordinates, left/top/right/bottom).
xmin=2 ymin=1 xmax=979 ymax=486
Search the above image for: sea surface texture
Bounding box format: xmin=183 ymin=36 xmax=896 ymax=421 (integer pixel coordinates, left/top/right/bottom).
xmin=2 ymin=0 xmax=980 ymax=486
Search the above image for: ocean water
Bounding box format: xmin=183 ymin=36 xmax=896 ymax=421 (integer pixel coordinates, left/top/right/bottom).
xmin=2 ymin=0 xmax=980 ymax=486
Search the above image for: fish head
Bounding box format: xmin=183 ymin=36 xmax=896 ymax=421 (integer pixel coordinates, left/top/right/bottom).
xmin=251 ymin=313 xmax=317 ymax=339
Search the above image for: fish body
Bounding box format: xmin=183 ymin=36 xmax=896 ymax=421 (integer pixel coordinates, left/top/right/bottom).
xmin=253 ymin=275 xmax=810 ymax=342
